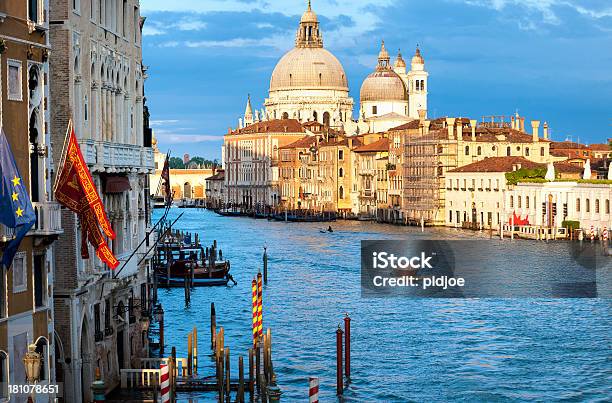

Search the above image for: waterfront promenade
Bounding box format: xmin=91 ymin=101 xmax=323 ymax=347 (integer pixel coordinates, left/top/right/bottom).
xmin=155 ymin=208 xmax=611 ymax=401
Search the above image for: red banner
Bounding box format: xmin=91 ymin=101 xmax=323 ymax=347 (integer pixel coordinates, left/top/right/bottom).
xmin=55 ymin=123 xmax=118 ymax=269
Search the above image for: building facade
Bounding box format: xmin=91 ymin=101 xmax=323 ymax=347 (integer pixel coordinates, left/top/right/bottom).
xmin=224 ymin=119 xmax=308 ymax=211
xmin=0 ymin=1 xmax=63 ymax=400
xmin=49 ymin=0 xmax=154 ymax=401
xmin=205 ymin=169 xmax=225 ymax=209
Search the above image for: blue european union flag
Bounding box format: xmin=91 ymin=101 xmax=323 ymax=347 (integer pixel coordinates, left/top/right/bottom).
xmin=0 ymin=129 xmax=36 ymax=269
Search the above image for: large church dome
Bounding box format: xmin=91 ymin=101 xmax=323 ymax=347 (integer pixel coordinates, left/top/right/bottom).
xmin=360 ymin=41 xmax=407 ymax=102
xmin=270 ymin=47 xmax=348 ymax=91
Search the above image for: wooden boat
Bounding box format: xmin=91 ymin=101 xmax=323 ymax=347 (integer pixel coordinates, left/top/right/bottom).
xmin=213 ymin=209 xmax=243 ymax=217
xmin=152 ymin=196 xmax=166 ymax=209
xmin=153 ymin=243 xmax=232 ymax=287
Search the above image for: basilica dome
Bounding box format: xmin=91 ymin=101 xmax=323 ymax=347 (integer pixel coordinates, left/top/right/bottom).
xmin=269 ymin=47 xmax=348 ymax=92
xmin=360 ymin=41 xmax=407 ymax=102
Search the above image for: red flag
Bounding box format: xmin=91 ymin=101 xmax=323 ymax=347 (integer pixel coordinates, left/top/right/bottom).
xmin=54 ymin=122 xmax=119 ymax=269
xmin=161 ymin=154 xmax=171 ymax=205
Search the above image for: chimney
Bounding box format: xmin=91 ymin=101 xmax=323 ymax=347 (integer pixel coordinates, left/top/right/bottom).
xmin=457 ymin=120 xmax=464 ymax=141
xmin=511 ymin=116 xmax=515 ymax=130
xmin=446 ymin=118 xmax=456 ymax=140
xmin=424 ymin=120 xmax=431 ymax=135
xmin=543 ymin=122 xmax=549 ymax=139
xmin=469 ymin=119 xmax=477 ymax=141
xmin=418 ymin=109 xmax=426 ymax=123
xmin=531 ymin=120 xmax=540 ymax=142
xmin=520 ymin=117 xmax=525 ymax=132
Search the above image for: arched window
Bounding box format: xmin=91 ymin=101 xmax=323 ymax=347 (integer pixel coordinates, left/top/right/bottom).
xmin=323 ymin=111 xmax=330 ymax=126
xmin=526 ymin=196 xmax=530 ymax=209
xmin=586 ymin=198 xmax=590 ymax=213
xmin=525 ymin=147 xmax=530 ymax=156
xmin=313 ymin=111 xmax=318 ymax=122
xmin=477 ymin=146 xmax=482 ymax=156
xmin=518 ymin=196 xmax=522 ymax=208
xmin=184 ymin=182 xmax=192 ymax=199
xmin=595 ymin=199 xmax=600 ymax=213
xmin=465 ymin=146 xmax=470 ymax=156
xmin=606 ymin=199 xmax=610 ymax=214
xmin=540 ymin=147 xmax=545 ymax=156
xmin=576 ymin=198 xmax=581 ymax=212
xmin=506 ymin=146 xmax=511 ymax=156
xmin=339 ymin=186 xmax=344 ymax=199
xmin=510 ymin=195 xmax=514 ymax=208
xmin=339 ymin=167 xmax=343 ymax=177
xmin=282 ymin=112 xmax=289 ymax=120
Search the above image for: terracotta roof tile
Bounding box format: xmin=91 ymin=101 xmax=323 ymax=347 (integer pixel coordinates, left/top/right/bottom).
xmin=279 ymin=135 xmax=317 ymax=149
xmin=353 ymin=137 xmax=389 ymax=153
xmin=589 ymin=143 xmax=610 ymax=151
xmin=230 ymin=119 xmax=305 ymax=135
xmin=448 ymin=157 xmax=542 ymax=173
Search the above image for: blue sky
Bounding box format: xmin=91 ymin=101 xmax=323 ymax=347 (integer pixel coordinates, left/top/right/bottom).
xmin=141 ymin=0 xmax=612 ymax=160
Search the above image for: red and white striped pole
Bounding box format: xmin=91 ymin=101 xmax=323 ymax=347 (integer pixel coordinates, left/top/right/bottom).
xmin=590 ymin=225 xmax=595 ymax=241
xmin=257 ymin=272 xmax=263 ymax=339
xmin=308 ymin=377 xmax=319 ymax=403
xmin=252 ymin=278 xmax=258 ymax=346
xmin=603 ymin=226 xmax=608 ymax=242
xmin=160 ymin=363 xmax=170 ymax=403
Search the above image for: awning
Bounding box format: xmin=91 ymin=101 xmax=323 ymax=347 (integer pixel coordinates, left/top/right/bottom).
xmin=104 ymin=175 xmax=131 ymax=194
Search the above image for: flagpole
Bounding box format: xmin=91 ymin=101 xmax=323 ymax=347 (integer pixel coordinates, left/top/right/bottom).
xmin=53 ymin=119 xmax=73 ymax=194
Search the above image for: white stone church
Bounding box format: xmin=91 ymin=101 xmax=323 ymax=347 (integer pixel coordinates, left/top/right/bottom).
xmin=238 ymin=1 xmax=429 ymax=134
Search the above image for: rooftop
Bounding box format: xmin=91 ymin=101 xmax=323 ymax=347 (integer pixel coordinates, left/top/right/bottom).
xmin=229 ymin=119 xmax=305 ymax=135
xmin=353 ymin=137 xmax=389 ymax=153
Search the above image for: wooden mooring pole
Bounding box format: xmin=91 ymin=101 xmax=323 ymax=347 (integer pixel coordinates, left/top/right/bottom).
xmin=225 ymin=347 xmax=231 ymax=399
xmin=211 ymin=303 xmax=216 ymax=351
xmin=187 ymin=332 xmax=193 ymax=376
xmin=248 ymin=348 xmax=254 ymax=394
xmin=344 ymin=314 xmax=351 ymax=380
xmin=238 ymin=355 xmax=245 ymax=403
xmin=193 ymin=326 xmax=198 ymax=375
xmin=159 ymin=309 xmax=165 ymax=357
xmin=336 ymin=326 xmax=343 ymax=396
xmin=263 ymin=246 xmax=268 ymax=284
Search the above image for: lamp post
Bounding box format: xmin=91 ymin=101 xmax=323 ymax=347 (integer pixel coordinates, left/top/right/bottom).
xmin=23 ymin=343 xmax=41 ymax=403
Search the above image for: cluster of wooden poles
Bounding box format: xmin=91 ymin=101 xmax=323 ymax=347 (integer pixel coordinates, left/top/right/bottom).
xmin=211 ymin=302 xmax=281 ymax=402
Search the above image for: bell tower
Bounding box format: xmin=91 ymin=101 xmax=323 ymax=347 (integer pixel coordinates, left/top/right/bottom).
xmin=407 ymin=46 xmax=428 ymax=119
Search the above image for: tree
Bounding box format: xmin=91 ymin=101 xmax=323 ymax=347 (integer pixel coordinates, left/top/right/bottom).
xmin=187 ymin=156 xmax=216 ymax=168
xmin=169 ymin=157 xmax=184 ymax=169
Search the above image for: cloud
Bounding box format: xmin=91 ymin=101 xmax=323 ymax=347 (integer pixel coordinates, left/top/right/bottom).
xmin=150 ymin=119 xmax=180 ymax=127
xmin=459 ymin=0 xmax=612 ymax=27
xmin=141 ymin=0 xmax=396 ymax=46
xmin=143 ymin=17 xmax=208 ymax=36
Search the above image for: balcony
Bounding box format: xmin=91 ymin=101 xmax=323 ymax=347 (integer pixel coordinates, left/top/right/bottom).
xmin=0 ymin=224 xmax=15 ymax=244
xmin=360 ymin=190 xmax=375 ymax=199
xmin=82 ymin=139 xmax=155 ymax=173
xmin=28 ymin=202 xmax=63 ymax=237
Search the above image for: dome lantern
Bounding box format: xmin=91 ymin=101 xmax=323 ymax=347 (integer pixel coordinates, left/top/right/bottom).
xmin=377 ymin=40 xmax=390 ymax=70
xmin=296 ymin=0 xmax=323 ymax=48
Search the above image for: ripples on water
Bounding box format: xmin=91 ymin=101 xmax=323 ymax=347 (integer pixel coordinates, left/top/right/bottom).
xmin=155 ymin=209 xmax=611 ymax=402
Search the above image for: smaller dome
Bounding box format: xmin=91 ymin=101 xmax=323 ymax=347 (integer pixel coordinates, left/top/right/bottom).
xmin=301 ymin=1 xmax=318 ymax=23
xmin=394 ymin=49 xmax=406 ymax=68
xmin=412 ymin=46 xmax=424 ymax=65
xmin=360 ymin=70 xmax=407 ymax=102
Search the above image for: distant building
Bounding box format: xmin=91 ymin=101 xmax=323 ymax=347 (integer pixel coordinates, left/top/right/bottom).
xmin=507 ymin=182 xmax=611 ymax=232
xmin=0 ymin=0 xmax=62 ymax=396
xmin=445 ymin=156 xmax=582 ymax=229
xmin=224 ymin=119 xmax=308 ymax=211
xmin=353 ymin=138 xmax=390 ymax=218
xmin=205 ymin=170 xmax=225 ymax=209
xmin=183 ymin=153 xmax=190 ymax=165
xmin=150 ymin=141 xmax=212 ymax=200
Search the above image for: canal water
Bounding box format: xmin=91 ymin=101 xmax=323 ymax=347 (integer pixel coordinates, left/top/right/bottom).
xmin=154 ymin=208 xmax=611 ymax=402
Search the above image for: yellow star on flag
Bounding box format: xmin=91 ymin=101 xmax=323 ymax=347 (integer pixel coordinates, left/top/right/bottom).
xmin=15 ymin=207 xmax=24 ymax=217
xmin=11 ymin=176 xmax=21 ymax=186
xmin=11 ymin=192 xmax=18 ymax=201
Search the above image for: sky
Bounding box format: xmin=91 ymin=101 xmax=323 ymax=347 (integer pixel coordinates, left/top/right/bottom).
xmin=141 ymin=0 xmax=612 ymax=160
